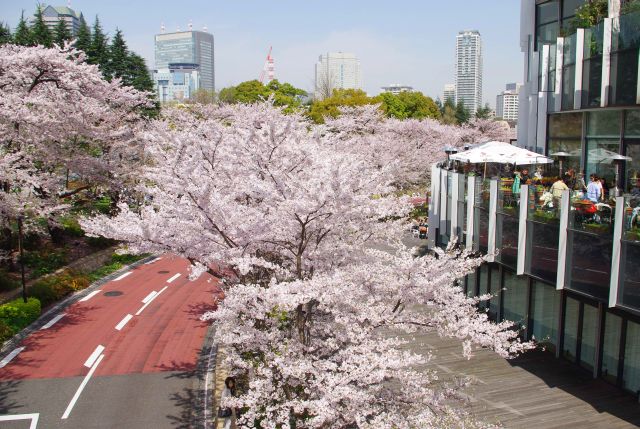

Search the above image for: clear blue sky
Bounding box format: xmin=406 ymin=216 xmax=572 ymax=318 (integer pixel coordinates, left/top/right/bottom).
xmin=1 ymin=1 xmax=523 ymax=107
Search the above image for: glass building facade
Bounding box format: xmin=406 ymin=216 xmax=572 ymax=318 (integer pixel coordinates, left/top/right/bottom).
xmin=154 ymin=31 xmax=215 ymax=91
xmin=429 ymin=0 xmax=640 ymax=398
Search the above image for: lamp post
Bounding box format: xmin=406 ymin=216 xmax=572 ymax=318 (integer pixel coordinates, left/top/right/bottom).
xmin=444 ymin=146 xmax=458 ymax=170
xmin=610 ymin=154 xmax=632 ymax=197
xmin=550 ymin=151 xmax=571 ymax=178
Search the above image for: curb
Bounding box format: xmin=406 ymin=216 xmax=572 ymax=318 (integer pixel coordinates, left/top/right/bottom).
xmin=198 ymin=325 xmax=218 ymax=429
xmin=0 ymin=253 xmax=157 ymax=357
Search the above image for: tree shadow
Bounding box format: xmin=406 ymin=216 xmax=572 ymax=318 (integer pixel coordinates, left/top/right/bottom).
xmin=0 ymin=380 xmax=22 ymax=414
xmin=508 ymin=348 xmax=640 ymax=426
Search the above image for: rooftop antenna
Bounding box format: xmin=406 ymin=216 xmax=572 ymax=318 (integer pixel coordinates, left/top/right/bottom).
xmin=203 ymin=25 xmax=208 ymax=32
xmin=160 ymin=22 xmax=165 ymax=33
xmin=188 ymin=20 xmax=193 ymax=31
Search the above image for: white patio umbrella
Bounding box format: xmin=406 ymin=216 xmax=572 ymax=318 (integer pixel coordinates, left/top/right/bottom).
xmin=450 ymin=141 xmax=553 ymax=171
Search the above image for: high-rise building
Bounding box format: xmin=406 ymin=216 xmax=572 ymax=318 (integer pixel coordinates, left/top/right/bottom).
xmin=443 ymin=83 xmax=456 ymax=104
xmin=380 ymin=84 xmax=413 ymax=95
xmin=155 ymin=29 xmax=215 ymax=92
xmin=153 ymin=63 xmax=201 ymax=104
xmin=454 ymin=30 xmax=483 ymax=115
xmin=314 ymin=52 xmax=362 ymax=99
xmin=495 ymin=83 xmax=521 ymax=121
xmin=40 ymin=5 xmax=82 ymax=35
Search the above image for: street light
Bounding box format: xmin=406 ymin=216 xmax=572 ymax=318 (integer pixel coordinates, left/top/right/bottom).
xmin=609 ymin=153 xmax=632 ymax=197
xmin=550 ymin=151 xmax=571 ymax=177
xmin=444 ymin=146 xmax=458 ymax=170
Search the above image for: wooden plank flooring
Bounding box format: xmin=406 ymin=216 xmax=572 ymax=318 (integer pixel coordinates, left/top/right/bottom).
xmin=397 ymin=329 xmax=640 ymax=428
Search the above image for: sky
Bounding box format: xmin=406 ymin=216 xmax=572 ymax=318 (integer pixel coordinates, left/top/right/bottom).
xmin=1 ymin=0 xmax=523 ymax=108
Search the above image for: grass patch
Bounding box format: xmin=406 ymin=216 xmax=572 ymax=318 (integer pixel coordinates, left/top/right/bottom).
xmin=87 ymin=253 xmax=148 ymax=283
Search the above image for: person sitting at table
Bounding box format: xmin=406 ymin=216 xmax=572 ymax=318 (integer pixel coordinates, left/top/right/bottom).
xmin=587 ymin=174 xmax=601 ymax=203
xmin=551 ymin=177 xmax=569 ymax=200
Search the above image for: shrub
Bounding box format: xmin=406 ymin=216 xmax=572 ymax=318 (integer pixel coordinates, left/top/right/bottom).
xmin=30 ymin=270 xmax=89 ymax=307
xmin=60 ymin=216 xmax=85 ymax=238
xmin=0 ymin=319 xmax=13 ymax=343
xmin=0 ymin=271 xmax=19 ymax=292
xmin=21 ymin=248 xmax=68 ymax=278
xmin=0 ymin=297 xmax=41 ymax=333
xmin=86 ymin=235 xmax=117 ymax=248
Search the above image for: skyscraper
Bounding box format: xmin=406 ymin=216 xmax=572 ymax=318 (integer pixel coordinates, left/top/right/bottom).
xmin=443 ymin=83 xmax=456 ymax=104
xmin=40 ymin=5 xmax=82 ymax=35
xmin=455 ymin=30 xmax=483 ymax=115
xmin=155 ymin=29 xmax=215 ymax=91
xmin=314 ymin=52 xmax=362 ymax=99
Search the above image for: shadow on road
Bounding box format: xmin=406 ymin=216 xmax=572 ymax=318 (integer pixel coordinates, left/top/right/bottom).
xmin=0 ymin=380 xmax=22 ymax=414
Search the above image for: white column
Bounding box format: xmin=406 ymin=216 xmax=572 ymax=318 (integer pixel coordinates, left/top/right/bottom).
xmin=439 ymin=170 xmax=448 ymax=234
xmin=556 ymin=190 xmax=570 ymax=290
xmin=451 ymin=173 xmax=460 ymax=240
xmin=609 ymin=0 xmax=621 ymax=18
xmin=555 ymin=38 xmax=565 ymax=112
xmin=427 ymin=166 xmax=441 ymax=248
xmin=601 ymin=18 xmax=613 ymax=107
xmin=517 ymin=185 xmax=529 ymax=275
xmin=466 ymin=175 xmax=476 ymax=251
xmin=487 ymin=179 xmax=498 ymax=263
xmin=574 ymin=29 xmax=585 ymax=110
xmin=536 ymin=45 xmax=550 ymax=152
xmin=637 ymin=49 xmax=640 ymax=104
xmin=609 ymin=196 xmax=625 ymax=308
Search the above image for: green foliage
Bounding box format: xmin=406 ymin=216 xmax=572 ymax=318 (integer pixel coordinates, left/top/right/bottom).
xmin=0 ymin=270 xmax=19 ymax=292
xmin=87 ymin=16 xmax=109 ymax=70
xmin=0 ymin=297 xmax=41 ymax=336
xmin=127 ymin=53 xmax=155 ymax=92
xmin=53 ymin=17 xmax=71 ymax=47
xmin=74 ymin=14 xmax=92 ymax=53
xmin=30 ymin=6 xmax=52 ymax=47
xmin=13 ymin=11 xmax=32 ymax=46
xmin=104 ymin=29 xmax=128 ymax=82
xmin=475 ymin=103 xmax=493 ymax=119
xmin=622 ymin=0 xmax=640 ymax=14
xmin=219 ymin=80 xmax=307 ymax=114
xmin=60 ymin=216 xmax=85 ymax=237
xmin=440 ymin=97 xmax=458 ymax=125
xmin=21 ymin=248 xmax=68 ymax=278
xmin=0 ymin=320 xmax=13 ymax=343
xmin=30 ymin=270 xmax=89 ymax=307
xmin=455 ymin=100 xmax=471 ymax=124
xmin=0 ymin=22 xmax=12 ymax=45
xmin=374 ymin=91 xmax=440 ymax=120
xmin=308 ymin=89 xmax=375 ymax=124
xmin=567 ymin=0 xmax=608 ymax=33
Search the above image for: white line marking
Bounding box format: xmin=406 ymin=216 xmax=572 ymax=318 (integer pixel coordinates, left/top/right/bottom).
xmin=135 ymin=286 xmax=168 ymax=316
xmin=62 ymin=354 xmax=104 ymax=419
xmin=79 ymin=290 xmax=101 ymax=302
xmin=166 ymin=273 xmax=181 ymax=283
xmin=41 ymin=313 xmax=65 ymax=330
xmin=0 ymin=347 xmax=25 ymax=369
xmin=84 ymin=345 xmax=105 ymax=368
xmin=144 ymin=257 xmax=162 ymax=265
xmin=141 ymin=291 xmax=157 ymax=303
xmin=0 ymin=413 xmax=39 ymax=429
xmin=115 ymin=314 xmax=133 ymax=331
xmin=113 ymin=271 xmax=132 ymax=281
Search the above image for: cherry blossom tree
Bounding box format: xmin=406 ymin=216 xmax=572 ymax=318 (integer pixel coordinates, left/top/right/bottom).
xmin=0 ymin=43 xmax=151 ymax=239
xmin=81 ymin=101 xmax=532 ymax=428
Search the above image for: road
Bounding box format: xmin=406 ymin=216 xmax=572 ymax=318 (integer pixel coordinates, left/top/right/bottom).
xmin=0 ymin=255 xmax=223 ymax=429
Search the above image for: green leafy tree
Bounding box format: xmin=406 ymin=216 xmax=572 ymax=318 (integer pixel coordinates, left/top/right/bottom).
xmin=126 ymin=53 xmax=154 ymax=93
xmin=441 ymin=104 xmax=458 ymax=125
xmin=31 ymin=6 xmax=52 ymax=47
xmin=74 ymin=14 xmax=91 ymax=53
xmin=105 ymin=29 xmax=128 ymax=81
xmin=622 ymin=0 xmax=640 ymax=14
xmin=88 ymin=16 xmax=109 ymax=69
xmin=475 ymin=103 xmax=493 ymax=119
xmin=219 ymin=79 xmax=307 ymax=113
xmin=375 ymin=92 xmax=406 ymax=119
xmin=567 ymin=0 xmax=608 ymax=33
xmin=308 ymin=89 xmax=375 ymax=124
xmin=455 ymin=100 xmax=470 ymax=124
xmin=0 ymin=22 xmax=11 ymax=45
xmin=13 ymin=11 xmax=32 ymax=46
xmin=396 ymin=91 xmax=440 ymax=120
xmin=53 ymin=18 xmax=71 ymax=47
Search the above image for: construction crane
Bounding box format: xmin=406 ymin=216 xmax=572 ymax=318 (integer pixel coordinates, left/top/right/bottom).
xmin=259 ymin=46 xmax=275 ymax=83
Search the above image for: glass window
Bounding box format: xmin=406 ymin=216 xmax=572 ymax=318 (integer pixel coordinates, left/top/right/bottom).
xmin=625 ymin=111 xmax=640 ymax=138
xmin=489 ymin=266 xmax=501 ymax=318
xmin=531 ymin=280 xmax=559 ymax=350
xmin=466 ymin=270 xmax=477 ymax=298
xmin=623 ymin=321 xmax=640 ymax=394
xmin=548 ymin=139 xmax=581 ymax=174
xmin=536 ymin=1 xmax=559 ymax=50
xmin=548 ymin=113 xmax=583 ymax=138
xmin=562 ymin=0 xmax=585 ymax=20
xmin=579 ymin=303 xmax=598 ymax=371
xmin=601 ymin=313 xmax=622 ymax=384
xmin=624 ymin=142 xmax=640 ymax=193
xmin=586 ymin=138 xmax=620 ymax=192
xmin=537 ymin=1 xmax=559 ymax=25
xmin=479 ymin=264 xmax=489 ymax=310
xmin=563 ymin=297 xmax=580 ymax=361
xmin=587 ymin=111 xmax=621 ymax=138
xmin=502 ymin=271 xmax=528 ymax=326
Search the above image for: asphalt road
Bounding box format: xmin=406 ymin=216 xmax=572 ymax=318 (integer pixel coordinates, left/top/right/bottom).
xmin=0 ymin=255 xmax=222 ymax=429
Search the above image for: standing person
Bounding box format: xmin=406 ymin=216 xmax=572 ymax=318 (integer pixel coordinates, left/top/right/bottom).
xmin=512 ymin=169 xmax=522 ymax=201
xmin=587 ymin=174 xmax=601 ymax=203
xmin=219 ymin=377 xmax=236 ymax=429
xmin=599 ymin=177 xmax=609 ymax=201
xmin=564 ymin=168 xmax=577 ymax=190
xmin=520 ymin=168 xmax=531 ymax=184
xmin=551 ymin=177 xmax=569 ymax=199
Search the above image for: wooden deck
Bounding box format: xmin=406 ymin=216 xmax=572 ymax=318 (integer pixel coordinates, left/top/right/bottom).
xmin=399 ymin=329 xmax=640 ymax=428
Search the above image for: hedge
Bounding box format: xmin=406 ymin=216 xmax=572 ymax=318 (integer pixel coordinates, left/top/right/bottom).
xmin=0 ymin=297 xmax=41 ymax=342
